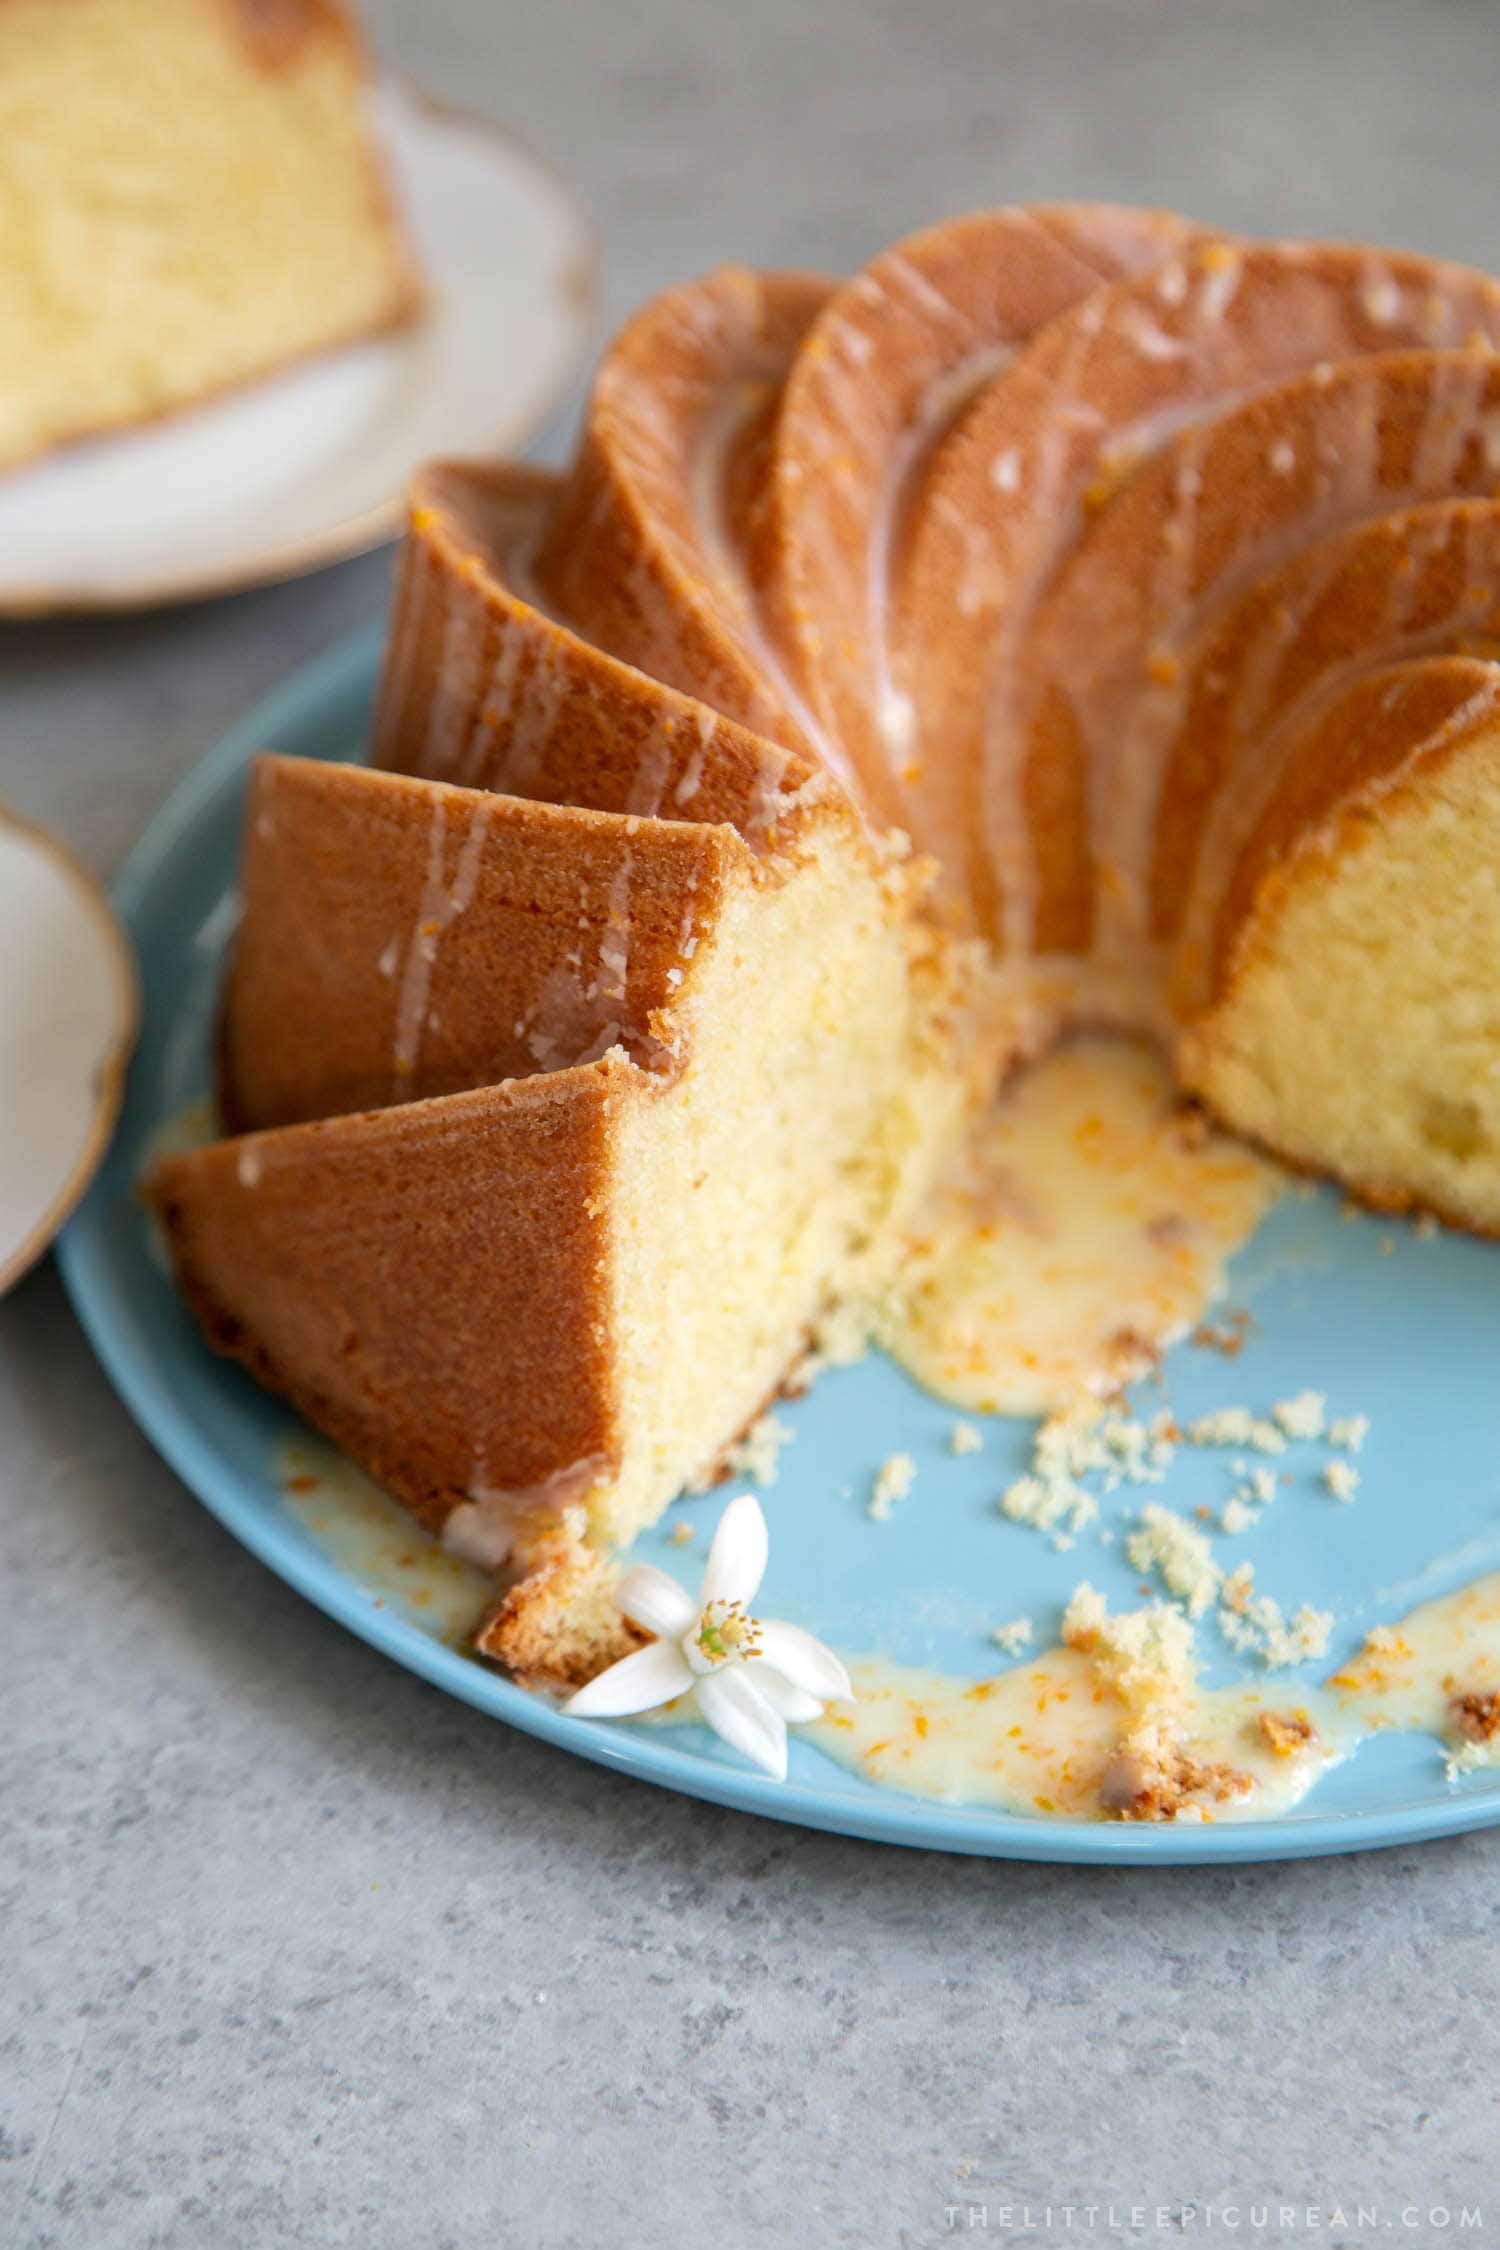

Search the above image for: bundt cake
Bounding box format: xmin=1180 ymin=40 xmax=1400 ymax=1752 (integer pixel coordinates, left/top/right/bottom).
xmin=0 ymin=0 xmax=422 ymax=475
xmin=147 ymin=207 xmax=1500 ymax=1685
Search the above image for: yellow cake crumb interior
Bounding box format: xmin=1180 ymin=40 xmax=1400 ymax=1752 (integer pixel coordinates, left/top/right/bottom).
xmin=0 ymin=0 xmax=418 ymax=471
xmin=597 ymin=829 xmax=965 ymax=1549
xmin=1184 ymin=720 xmax=1500 ymax=1229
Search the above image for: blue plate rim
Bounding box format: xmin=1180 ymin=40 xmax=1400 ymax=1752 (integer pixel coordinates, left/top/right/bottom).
xmin=56 ymin=618 xmax=1500 ymax=1866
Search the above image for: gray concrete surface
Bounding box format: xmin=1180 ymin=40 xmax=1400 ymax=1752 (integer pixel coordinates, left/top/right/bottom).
xmin=6 ymin=3 xmax=1500 ymax=2243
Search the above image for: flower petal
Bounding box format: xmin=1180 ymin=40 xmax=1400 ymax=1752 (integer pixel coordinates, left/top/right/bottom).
xmin=697 ymin=1665 xmax=788 ymax=1780
xmin=750 ymin=1663 xmax=824 ymax=1725
xmin=754 ymin=1618 xmax=853 ymax=1703
xmin=614 ymin=1562 xmax=697 ymax=1639
xmin=563 ymin=1637 xmax=694 ymax=1718
xmin=699 ymin=1490 xmax=769 ymax=1611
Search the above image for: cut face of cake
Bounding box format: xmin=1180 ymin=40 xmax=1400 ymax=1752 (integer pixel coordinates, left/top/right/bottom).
xmin=145 ymin=204 xmax=1500 ymax=1677
xmin=1180 ymin=656 xmax=1500 ymax=1230
xmin=0 ymin=0 xmax=422 ymax=475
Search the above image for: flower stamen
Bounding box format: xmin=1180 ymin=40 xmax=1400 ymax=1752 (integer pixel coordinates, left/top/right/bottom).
xmin=692 ymin=1599 xmax=763 ymax=1669
xmin=561 ymin=1492 xmax=853 ymax=1781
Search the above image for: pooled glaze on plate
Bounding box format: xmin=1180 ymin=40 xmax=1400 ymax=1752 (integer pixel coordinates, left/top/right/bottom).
xmin=808 ymin=1573 xmax=1500 ymax=1823
xmin=280 ymin=1414 xmax=1500 ymax=1828
xmin=278 ymin=1437 xmax=492 ymax=1645
xmin=138 ymin=963 xmax=1500 ymax=1836
xmin=884 ymin=1034 xmax=1281 ymax=1413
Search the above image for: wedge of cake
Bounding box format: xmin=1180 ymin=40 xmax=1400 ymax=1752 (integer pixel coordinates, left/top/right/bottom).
xmin=0 ymin=0 xmax=422 ymax=474
xmin=149 ymin=754 xmax=973 ymax=1677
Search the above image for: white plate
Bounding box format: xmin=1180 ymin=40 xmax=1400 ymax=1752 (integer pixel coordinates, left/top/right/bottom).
xmin=0 ymin=79 xmax=596 ymax=616
xmin=0 ymin=802 xmax=138 ymax=1293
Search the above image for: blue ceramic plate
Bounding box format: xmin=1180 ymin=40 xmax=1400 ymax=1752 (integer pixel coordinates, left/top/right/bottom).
xmin=59 ymin=623 xmax=1500 ymax=1862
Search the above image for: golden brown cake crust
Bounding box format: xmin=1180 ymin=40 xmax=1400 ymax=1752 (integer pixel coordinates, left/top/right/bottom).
xmin=474 ymin=1533 xmax=646 ymax=1692
xmin=220 ymin=0 xmax=360 ymax=69
xmin=1150 ymin=494 xmax=1500 ymax=950
xmin=531 ymin=266 xmax=835 ymax=759
xmin=897 ymin=241 xmax=1500 ymax=953
xmin=749 ymin=204 xmax=1205 ymax=837
xmin=155 ymin=740 xmax=889 ymax=1562
xmin=1017 ymin=353 xmax=1500 ymax=958
xmin=147 ymin=1070 xmax=632 ymax=1536
xmin=223 ymin=755 xmax=752 ymax=1131
xmin=373 ymin=462 xmax=828 ymax=848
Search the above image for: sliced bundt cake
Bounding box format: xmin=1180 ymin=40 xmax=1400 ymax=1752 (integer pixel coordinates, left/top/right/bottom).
xmin=146 ymin=206 xmax=1500 ymax=1678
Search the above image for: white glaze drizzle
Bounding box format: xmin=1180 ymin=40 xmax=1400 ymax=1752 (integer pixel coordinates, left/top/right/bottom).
xmin=389 ymin=795 xmax=495 ymax=1093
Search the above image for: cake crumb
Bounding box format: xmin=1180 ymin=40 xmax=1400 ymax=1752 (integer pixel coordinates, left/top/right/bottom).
xmin=948 ymin=1420 xmax=983 ymax=1457
xmin=723 ymin=1413 xmax=793 ymax=1489
xmin=1217 ymin=1562 xmax=1333 ymax=1669
xmin=868 ymin=1452 xmax=916 ymax=1522
xmin=1444 ymin=1700 xmax=1500 ymax=1779
xmin=1257 ymin=1709 xmax=1317 ymax=1758
xmin=1185 ymin=1406 xmax=1286 ymax=1455
xmin=1192 ymin=1308 xmax=1252 ymax=1357
xmin=1098 ymin=1720 xmax=1250 ymax=1822
xmin=1324 ymin=1460 xmax=1360 ymax=1503
xmin=1125 ymin=1502 xmax=1222 ymax=1618
xmin=789 ymin=1300 xmax=872 ymax=1391
xmin=1220 ymin=1462 xmax=1278 ymax=1534
xmin=999 ymin=1470 xmax=1097 ymax=1538
xmin=1061 ymin=1585 xmax=1248 ymax=1821
xmin=1272 ymin=1389 xmax=1326 ymax=1440
xmin=1327 ymin=1414 xmax=1369 ymax=1451
xmin=1061 ymin=1583 xmax=1196 ymax=1708
xmin=667 ymin=1520 xmax=696 ymax=1546
xmin=990 ymin=1616 xmax=1034 ymax=1657
xmin=1446 ymin=1738 xmax=1500 ymax=1780
xmin=1450 ymin=1689 xmax=1500 ymax=1745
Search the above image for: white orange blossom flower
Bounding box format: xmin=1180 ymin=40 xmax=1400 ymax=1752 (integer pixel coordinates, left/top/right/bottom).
xmin=563 ymin=1493 xmax=852 ymax=1780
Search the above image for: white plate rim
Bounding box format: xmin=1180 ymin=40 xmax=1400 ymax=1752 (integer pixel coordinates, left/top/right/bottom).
xmin=0 ymin=799 xmax=139 ymax=1293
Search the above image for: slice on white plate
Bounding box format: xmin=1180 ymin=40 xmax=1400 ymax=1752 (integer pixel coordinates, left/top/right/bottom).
xmin=0 ymin=78 xmax=597 ymax=615
xmin=0 ymin=806 xmax=138 ymax=1292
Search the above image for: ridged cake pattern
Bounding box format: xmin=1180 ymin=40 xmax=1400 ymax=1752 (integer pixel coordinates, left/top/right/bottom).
xmin=148 ymin=206 xmax=1500 ymax=1674
xmin=376 ymin=216 xmax=1500 ymax=1032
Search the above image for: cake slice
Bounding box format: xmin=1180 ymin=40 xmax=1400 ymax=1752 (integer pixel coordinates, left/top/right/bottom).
xmin=146 ymin=760 xmax=972 ymax=1676
xmin=0 ymin=0 xmax=422 ymax=475
xmin=219 ymin=754 xmax=803 ymax=1131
